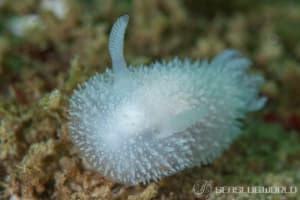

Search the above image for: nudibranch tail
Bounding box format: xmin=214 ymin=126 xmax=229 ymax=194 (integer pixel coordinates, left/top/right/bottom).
xmin=108 ymin=14 xmax=129 ymax=77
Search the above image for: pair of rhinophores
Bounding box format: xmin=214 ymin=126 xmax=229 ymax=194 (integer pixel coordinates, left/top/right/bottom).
xmin=68 ymin=15 xmax=266 ymax=185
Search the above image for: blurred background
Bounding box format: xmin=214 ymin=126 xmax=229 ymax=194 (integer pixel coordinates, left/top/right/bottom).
xmin=0 ymin=0 xmax=299 ymax=199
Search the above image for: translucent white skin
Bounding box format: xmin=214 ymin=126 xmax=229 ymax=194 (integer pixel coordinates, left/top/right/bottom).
xmin=68 ymin=15 xmax=266 ymax=185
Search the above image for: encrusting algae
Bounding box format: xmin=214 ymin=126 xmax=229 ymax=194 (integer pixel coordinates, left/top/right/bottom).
xmin=0 ymin=0 xmax=300 ymax=199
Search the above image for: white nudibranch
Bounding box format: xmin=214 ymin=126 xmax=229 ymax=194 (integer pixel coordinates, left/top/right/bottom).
xmin=68 ymin=15 xmax=266 ymax=185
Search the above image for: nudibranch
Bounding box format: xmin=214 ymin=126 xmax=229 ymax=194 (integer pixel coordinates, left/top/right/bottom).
xmin=68 ymin=15 xmax=266 ymax=185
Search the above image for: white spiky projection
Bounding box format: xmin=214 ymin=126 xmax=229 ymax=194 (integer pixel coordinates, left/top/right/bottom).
xmin=68 ymin=15 xmax=266 ymax=185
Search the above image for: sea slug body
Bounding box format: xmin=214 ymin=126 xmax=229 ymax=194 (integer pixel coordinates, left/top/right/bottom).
xmin=68 ymin=15 xmax=266 ymax=185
